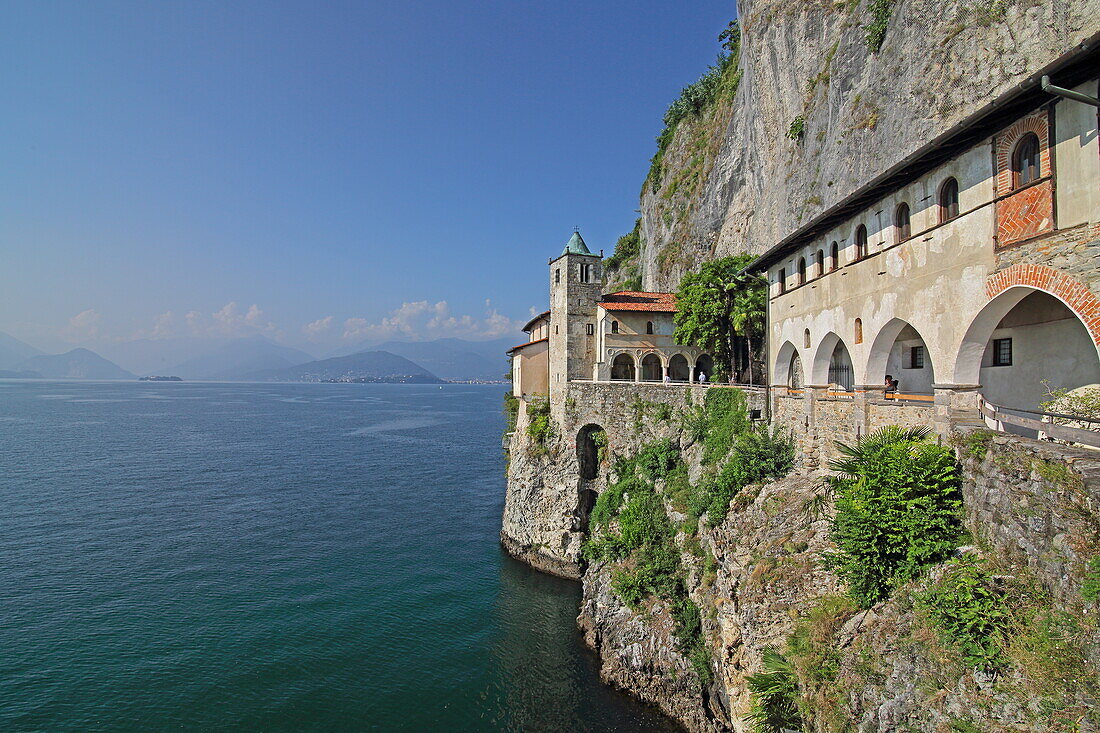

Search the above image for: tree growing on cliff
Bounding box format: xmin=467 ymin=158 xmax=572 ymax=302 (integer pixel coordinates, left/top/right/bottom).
xmin=673 ymin=253 xmax=765 ymax=382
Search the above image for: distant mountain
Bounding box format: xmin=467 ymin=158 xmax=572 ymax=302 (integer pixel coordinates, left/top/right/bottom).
xmin=242 ymin=350 xmax=443 ymax=383
xmin=156 ymin=337 xmax=316 ymax=380
xmin=0 ymin=369 xmax=42 ymax=379
xmin=0 ymin=332 xmax=44 ymax=370
xmin=328 ymin=337 xmax=513 ymax=381
xmin=20 ymin=348 xmax=135 ymax=380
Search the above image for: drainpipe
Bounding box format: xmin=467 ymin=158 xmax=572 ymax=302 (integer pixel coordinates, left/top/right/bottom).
xmin=1041 ymin=75 xmax=1100 ymax=107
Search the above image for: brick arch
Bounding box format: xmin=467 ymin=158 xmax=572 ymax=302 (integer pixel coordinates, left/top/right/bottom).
xmin=985 ymin=264 xmax=1100 ymax=348
xmin=994 ymin=110 xmax=1050 ymax=196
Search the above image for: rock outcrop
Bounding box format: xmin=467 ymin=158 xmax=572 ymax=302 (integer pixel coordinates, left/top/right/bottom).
xmin=638 ymin=0 xmax=1100 ymax=291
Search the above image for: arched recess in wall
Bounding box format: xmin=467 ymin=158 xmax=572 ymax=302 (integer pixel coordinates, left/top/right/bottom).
xmin=641 ymin=353 xmax=662 ymax=382
xmin=610 ymin=353 xmax=636 ymax=381
xmin=811 ymin=332 xmax=855 ymax=390
xmin=695 ymin=354 xmax=714 ymax=381
xmin=773 ymin=341 xmax=800 ymax=385
xmin=953 ymin=278 xmax=1100 ymax=412
xmin=573 ymin=424 xmax=606 ymax=536
xmin=668 ymin=354 xmax=690 ymax=381
xmin=865 ymin=318 xmax=937 ymax=395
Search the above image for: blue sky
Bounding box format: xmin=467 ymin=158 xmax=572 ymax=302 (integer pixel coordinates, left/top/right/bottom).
xmin=1 ymin=0 xmax=736 ymax=352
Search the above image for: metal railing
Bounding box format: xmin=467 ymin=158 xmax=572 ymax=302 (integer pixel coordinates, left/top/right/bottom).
xmin=981 ymin=398 xmax=1100 ymax=449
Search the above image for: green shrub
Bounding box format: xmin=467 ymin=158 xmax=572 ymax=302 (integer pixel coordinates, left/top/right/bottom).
xmin=524 ymin=398 xmax=552 ymax=454
xmin=1083 ymin=556 xmax=1100 ymax=603
xmin=604 ymin=219 xmax=641 ymax=272
xmin=702 ymin=387 xmax=749 ymax=464
xmin=786 ymin=115 xmax=806 ymax=141
xmin=918 ymin=556 xmax=1010 ymax=670
xmin=825 ymin=426 xmax=964 ymax=607
xmin=746 ymin=648 xmax=804 ymax=733
xmin=864 ymin=0 xmax=895 ymax=52
xmin=635 ymin=438 xmax=681 ymax=481
xmin=703 ymin=425 xmax=795 ymax=524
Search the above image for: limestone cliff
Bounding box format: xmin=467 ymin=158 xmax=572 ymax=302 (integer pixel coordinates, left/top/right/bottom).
xmin=634 ymin=0 xmax=1100 ymax=291
xmin=504 ymin=392 xmax=1100 ymax=731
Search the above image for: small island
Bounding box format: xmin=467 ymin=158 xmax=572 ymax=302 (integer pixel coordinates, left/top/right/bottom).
xmin=139 ymin=375 xmax=183 ymax=382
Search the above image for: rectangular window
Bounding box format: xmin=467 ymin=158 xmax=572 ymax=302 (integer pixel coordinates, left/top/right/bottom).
xmin=777 ymin=268 xmax=786 ymax=294
xmin=585 ymin=323 xmax=594 ymax=335
xmin=555 ymin=269 xmax=560 ymax=284
xmin=992 ymin=338 xmax=1012 ymax=366
xmin=579 ymin=263 xmax=590 ymax=283
xmin=909 ymin=345 xmax=925 ymax=369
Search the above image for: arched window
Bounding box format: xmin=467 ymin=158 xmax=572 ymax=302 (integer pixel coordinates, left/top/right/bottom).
xmin=798 ymin=257 xmax=807 ymax=285
xmin=803 ymin=329 xmax=810 ymax=349
xmin=816 ymin=249 xmax=824 ymax=277
xmin=830 ymin=242 xmax=839 ymax=271
xmin=854 ymin=225 xmax=867 ymax=260
xmin=1012 ymin=133 xmax=1040 ymax=188
xmin=611 ymin=321 xmax=619 ymax=334
xmin=895 ymin=203 xmax=911 ymax=242
xmin=646 ymin=321 xmax=654 ymax=335
xmin=854 ymin=318 xmax=863 ymax=344
xmin=939 ymin=177 xmax=959 ymax=222
xmin=778 ymin=268 xmax=786 ymax=294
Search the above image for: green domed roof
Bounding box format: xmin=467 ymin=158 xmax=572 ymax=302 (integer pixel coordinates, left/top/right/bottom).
xmin=562 ymin=230 xmax=591 ymax=256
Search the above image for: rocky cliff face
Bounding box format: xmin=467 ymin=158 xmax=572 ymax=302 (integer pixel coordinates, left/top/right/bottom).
xmin=637 ymin=0 xmax=1100 ymax=291
xmin=568 ymin=425 xmax=1100 ymax=732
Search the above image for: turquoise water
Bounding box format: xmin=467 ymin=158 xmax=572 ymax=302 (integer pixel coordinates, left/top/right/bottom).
xmin=0 ymin=381 xmax=674 ymax=732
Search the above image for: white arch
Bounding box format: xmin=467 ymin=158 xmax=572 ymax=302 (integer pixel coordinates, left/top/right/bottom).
xmin=953 ymin=285 xmax=1100 ymax=385
xmin=865 ymin=318 xmax=937 ymax=386
xmin=773 ymin=341 xmax=800 ymax=385
xmin=810 ymin=332 xmax=846 ymax=385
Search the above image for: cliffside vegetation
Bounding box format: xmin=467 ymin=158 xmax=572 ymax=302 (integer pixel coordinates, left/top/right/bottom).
xmin=743 ymin=426 xmax=1100 ymax=732
xmin=603 ymin=219 xmax=643 ymax=291
xmin=584 ymin=388 xmax=794 ymax=687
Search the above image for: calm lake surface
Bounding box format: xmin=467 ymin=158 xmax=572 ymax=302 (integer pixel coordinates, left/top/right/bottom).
xmin=0 ymin=381 xmax=675 ymax=732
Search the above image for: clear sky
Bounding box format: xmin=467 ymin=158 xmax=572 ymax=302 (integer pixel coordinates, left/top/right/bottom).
xmin=1 ymin=0 xmax=736 ymax=353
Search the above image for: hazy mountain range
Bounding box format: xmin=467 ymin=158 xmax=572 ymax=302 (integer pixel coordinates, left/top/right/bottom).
xmin=0 ymin=331 xmax=512 ymax=382
xmin=242 ymin=351 xmax=443 ymax=383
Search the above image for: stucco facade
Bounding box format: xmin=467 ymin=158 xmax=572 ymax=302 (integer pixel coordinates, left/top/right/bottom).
xmin=756 ymin=80 xmax=1100 ymax=432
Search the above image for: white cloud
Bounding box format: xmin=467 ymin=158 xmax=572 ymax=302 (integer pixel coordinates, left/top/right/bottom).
xmin=303 ymin=316 xmax=334 ymax=341
xmin=342 ymin=300 xmax=523 ymax=342
xmin=62 ymin=309 xmax=103 ymax=341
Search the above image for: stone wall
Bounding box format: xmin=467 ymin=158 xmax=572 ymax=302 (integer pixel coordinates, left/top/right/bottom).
xmin=502 ymin=383 xmax=767 ymax=578
xmin=953 ymin=425 xmax=1100 ymax=607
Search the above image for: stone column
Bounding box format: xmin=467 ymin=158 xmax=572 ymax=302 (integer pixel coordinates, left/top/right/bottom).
xmin=932 ymin=383 xmax=984 ymax=439
xmin=854 ymin=385 xmax=888 ymax=443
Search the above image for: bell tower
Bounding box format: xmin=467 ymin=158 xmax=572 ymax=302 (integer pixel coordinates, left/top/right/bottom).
xmin=548 ymin=230 xmax=603 ymax=400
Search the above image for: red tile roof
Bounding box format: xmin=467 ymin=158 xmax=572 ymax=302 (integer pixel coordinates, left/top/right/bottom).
xmin=507 ymin=337 xmax=549 ymax=354
xmin=597 ymin=291 xmax=678 ymax=312
xmin=521 ymin=310 xmax=551 ymax=332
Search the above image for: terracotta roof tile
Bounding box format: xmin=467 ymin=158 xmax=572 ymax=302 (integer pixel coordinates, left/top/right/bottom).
xmin=597 ymin=291 xmax=678 ymax=312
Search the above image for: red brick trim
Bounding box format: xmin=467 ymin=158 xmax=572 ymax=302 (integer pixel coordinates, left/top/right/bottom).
xmin=985 ymin=264 xmax=1100 ymax=347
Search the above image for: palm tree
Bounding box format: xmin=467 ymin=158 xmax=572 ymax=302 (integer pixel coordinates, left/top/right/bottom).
xmin=726 ymin=273 xmax=767 ymax=385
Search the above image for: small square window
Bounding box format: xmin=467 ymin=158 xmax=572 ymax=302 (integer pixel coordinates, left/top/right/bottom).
xmin=586 ymin=323 xmax=594 ymax=336
xmin=909 ymin=345 xmax=925 ymax=369
xmin=992 ymin=338 xmax=1012 ymax=366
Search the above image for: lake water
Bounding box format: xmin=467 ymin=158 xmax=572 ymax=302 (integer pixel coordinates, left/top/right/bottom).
xmin=0 ymin=381 xmax=675 ymax=732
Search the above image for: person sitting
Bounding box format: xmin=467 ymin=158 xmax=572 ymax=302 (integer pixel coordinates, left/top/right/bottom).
xmin=663 ymin=373 xmax=671 ymax=385
xmin=890 ymin=378 xmax=900 ymax=393
xmin=698 ymin=372 xmax=707 ymax=384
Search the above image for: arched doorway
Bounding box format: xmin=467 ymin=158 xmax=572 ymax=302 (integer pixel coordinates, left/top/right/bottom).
xmin=668 ymin=354 xmax=690 ymax=381
xmin=811 ymin=332 xmax=854 ymax=390
xmin=773 ymin=341 xmax=801 ymax=387
xmin=695 ymin=354 xmax=714 ymax=382
xmin=641 ymin=353 xmax=662 ymax=382
xmin=611 ymin=353 xmax=636 ymax=381
xmin=955 ymin=288 xmax=1100 ymax=413
xmin=577 ymin=424 xmax=606 ymax=481
xmin=866 ymin=318 xmax=935 ymax=395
